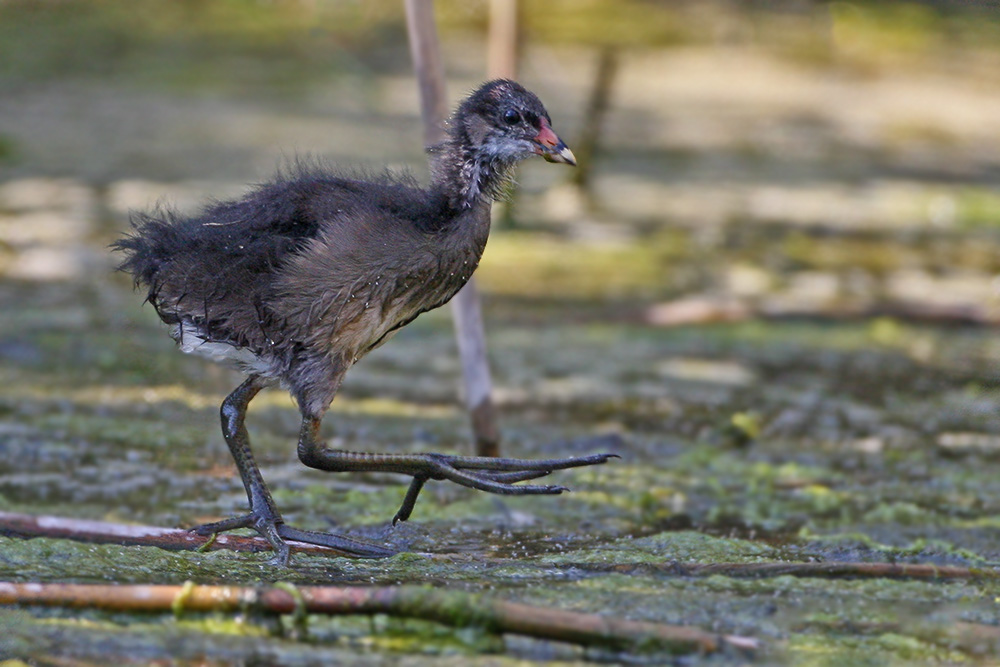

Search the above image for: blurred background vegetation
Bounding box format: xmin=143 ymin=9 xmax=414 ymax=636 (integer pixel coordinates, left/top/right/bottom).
xmin=2 ymin=0 xmax=1000 ymax=314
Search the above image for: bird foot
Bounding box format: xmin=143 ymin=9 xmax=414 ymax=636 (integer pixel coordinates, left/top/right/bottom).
xmin=191 ymin=513 xmax=396 ymax=566
xmin=392 ymin=451 xmax=619 ymax=524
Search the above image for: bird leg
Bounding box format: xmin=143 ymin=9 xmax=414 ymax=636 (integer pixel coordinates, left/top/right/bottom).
xmin=190 ymin=375 xmax=396 ymax=565
xmin=295 ymin=415 xmax=619 ymax=524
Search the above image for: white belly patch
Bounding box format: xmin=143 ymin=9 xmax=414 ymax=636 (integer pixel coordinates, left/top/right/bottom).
xmin=173 ymin=321 xmax=277 ymax=377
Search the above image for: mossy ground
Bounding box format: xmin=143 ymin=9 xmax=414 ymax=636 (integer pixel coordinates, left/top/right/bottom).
xmin=3 ymin=1 xmax=1000 ymax=664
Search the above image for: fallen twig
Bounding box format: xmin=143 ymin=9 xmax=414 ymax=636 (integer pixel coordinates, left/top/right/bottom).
xmin=796 ymin=618 xmax=1000 ymax=656
xmin=597 ymin=561 xmax=1000 ymax=580
xmin=0 ymin=582 xmax=756 ymax=654
xmin=2 ymin=513 xmax=994 ymax=583
xmin=0 ymin=511 xmax=371 ymax=558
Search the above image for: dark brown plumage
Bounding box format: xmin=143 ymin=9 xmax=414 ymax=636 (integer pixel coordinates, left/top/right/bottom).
xmin=114 ymin=80 xmax=613 ymax=565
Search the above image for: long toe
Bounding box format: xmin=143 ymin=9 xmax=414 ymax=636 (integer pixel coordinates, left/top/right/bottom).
xmin=441 ymin=465 xmax=572 ymax=495
xmin=447 ymin=452 xmax=619 ymax=472
xmin=478 ymin=469 xmax=557 ymax=484
xmin=388 ymin=450 xmax=617 ymax=524
xmin=190 ymin=513 xmax=256 ymax=535
xmin=188 ymin=512 xmax=293 ymax=564
xmin=277 ymin=525 xmax=397 ymax=559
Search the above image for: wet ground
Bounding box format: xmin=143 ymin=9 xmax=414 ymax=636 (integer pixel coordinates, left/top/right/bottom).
xmin=4 ymin=2 xmax=1000 ymax=664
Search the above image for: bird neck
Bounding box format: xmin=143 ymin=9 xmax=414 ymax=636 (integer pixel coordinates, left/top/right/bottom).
xmin=429 ymin=135 xmax=514 ymax=211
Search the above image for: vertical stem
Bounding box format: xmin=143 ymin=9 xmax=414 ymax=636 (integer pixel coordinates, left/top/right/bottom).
xmin=450 ymin=283 xmax=500 ymax=456
xmin=488 ymin=0 xmax=519 ymax=80
xmin=404 ymin=0 xmax=501 ymax=457
xmin=570 ymin=47 xmax=619 ymax=193
xmin=404 ymin=0 xmax=449 ymax=146
xmin=486 ymin=0 xmax=520 ymax=232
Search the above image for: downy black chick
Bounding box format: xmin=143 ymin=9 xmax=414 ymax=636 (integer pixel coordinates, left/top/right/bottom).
xmin=114 ymin=80 xmax=614 ymax=565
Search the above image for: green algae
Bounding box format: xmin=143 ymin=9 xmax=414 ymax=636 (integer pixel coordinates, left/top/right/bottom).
xmin=6 ymin=311 xmax=1000 ymax=662
xmin=531 ymin=531 xmax=783 ymax=568
xmin=2 ymin=4 xmax=1000 ymax=664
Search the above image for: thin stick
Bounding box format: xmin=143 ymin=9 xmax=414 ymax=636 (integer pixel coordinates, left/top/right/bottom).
xmin=486 ymin=0 xmax=521 ymax=232
xmin=570 ymin=47 xmax=618 ymax=192
xmin=404 ymin=0 xmax=449 ymax=147
xmin=404 ymin=0 xmax=501 ymax=457
xmin=0 ymin=582 xmax=753 ymax=654
xmin=0 ymin=511 xmax=369 ymax=558
xmin=487 ymin=0 xmax=519 ymax=80
xmin=5 ymin=513 xmax=992 ymax=582
xmin=588 ymin=560 xmax=1000 ymax=581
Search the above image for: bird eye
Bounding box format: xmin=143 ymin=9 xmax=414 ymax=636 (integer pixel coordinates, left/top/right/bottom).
xmin=502 ymin=109 xmax=521 ymax=125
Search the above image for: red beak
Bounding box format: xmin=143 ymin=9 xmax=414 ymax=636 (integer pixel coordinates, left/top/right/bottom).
xmin=533 ymin=119 xmax=576 ymax=166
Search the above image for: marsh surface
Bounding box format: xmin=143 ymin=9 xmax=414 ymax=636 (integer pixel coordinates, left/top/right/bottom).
xmin=3 ymin=2 xmax=1000 ymax=664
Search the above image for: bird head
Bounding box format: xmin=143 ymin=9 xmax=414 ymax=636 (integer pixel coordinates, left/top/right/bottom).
xmin=456 ymin=79 xmax=576 ymax=167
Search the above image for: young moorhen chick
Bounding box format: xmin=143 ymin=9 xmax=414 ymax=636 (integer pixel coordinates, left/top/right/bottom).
xmin=114 ymin=80 xmax=614 ymax=565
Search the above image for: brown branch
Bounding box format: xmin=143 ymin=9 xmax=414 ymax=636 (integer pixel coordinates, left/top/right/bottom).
xmin=404 ymin=0 xmax=501 ymax=457
xmin=594 ymin=561 xmax=1000 ymax=581
xmin=487 ymin=0 xmax=519 ymax=80
xmin=2 ymin=513 xmax=995 ymax=582
xmin=404 ymin=0 xmax=449 ymax=148
xmin=796 ymin=618 xmax=1000 ymax=656
xmin=0 ymin=582 xmax=754 ymax=654
xmin=570 ymin=47 xmax=619 ymax=192
xmin=0 ymin=511 xmax=371 ymax=558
